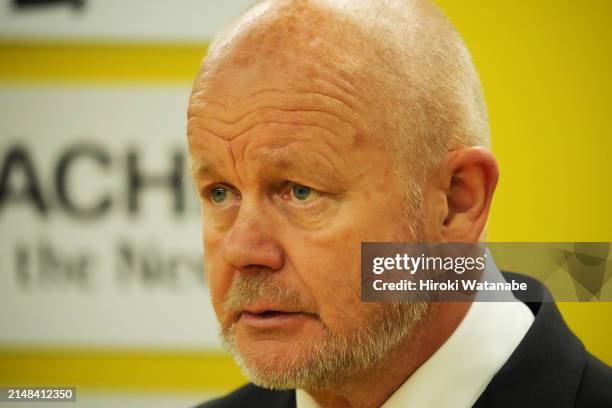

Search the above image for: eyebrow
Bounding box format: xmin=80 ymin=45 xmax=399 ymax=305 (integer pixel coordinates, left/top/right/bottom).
xmin=261 ymin=151 xmax=343 ymax=187
xmin=189 ymin=157 xmax=226 ymax=181
xmin=189 ymin=152 xmax=344 ymax=188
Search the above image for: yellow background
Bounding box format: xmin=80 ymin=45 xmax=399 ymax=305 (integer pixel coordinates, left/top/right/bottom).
xmin=445 ymin=0 xmax=611 ymax=365
xmin=0 ymin=0 xmax=610 ymax=393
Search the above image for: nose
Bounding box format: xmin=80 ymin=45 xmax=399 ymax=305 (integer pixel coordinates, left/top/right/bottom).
xmin=221 ymin=202 xmax=285 ymax=273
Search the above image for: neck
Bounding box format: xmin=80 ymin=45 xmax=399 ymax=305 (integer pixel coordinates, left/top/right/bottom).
xmin=304 ymin=301 xmax=471 ymax=408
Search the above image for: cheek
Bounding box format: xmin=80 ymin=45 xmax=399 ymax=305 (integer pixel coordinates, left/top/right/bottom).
xmin=284 ymin=187 xmax=413 ymax=333
xmin=284 ymin=219 xmax=380 ymax=333
xmin=203 ymin=227 xmax=232 ymax=320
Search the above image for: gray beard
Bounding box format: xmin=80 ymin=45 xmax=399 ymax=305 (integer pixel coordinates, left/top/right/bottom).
xmin=220 ymin=205 xmax=428 ymax=390
xmin=221 ymin=300 xmax=428 ymax=390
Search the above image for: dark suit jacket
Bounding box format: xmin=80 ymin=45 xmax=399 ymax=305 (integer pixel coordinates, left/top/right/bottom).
xmin=196 ymin=273 xmax=612 ymax=407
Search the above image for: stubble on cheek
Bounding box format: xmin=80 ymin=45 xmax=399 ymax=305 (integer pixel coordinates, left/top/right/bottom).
xmin=205 ymin=264 xmax=236 ymax=332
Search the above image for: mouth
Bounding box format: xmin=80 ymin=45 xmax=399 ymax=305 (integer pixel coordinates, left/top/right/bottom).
xmin=244 ymin=310 xmax=292 ymax=317
xmin=238 ymin=308 xmax=317 ymax=329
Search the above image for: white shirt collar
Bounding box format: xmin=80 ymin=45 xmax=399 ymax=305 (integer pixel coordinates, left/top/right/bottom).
xmin=297 ymin=259 xmax=534 ymax=408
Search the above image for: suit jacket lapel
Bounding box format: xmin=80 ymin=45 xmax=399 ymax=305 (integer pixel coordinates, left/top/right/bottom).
xmin=473 ymin=273 xmax=586 ymax=408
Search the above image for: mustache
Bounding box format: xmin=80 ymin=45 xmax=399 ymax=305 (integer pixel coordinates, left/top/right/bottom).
xmin=223 ymin=273 xmax=318 ymax=317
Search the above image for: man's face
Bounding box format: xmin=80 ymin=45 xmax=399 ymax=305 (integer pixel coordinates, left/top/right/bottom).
xmin=188 ymin=60 xmax=427 ymax=388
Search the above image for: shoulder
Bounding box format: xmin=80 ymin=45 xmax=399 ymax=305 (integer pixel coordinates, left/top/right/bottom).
xmin=193 ymin=383 xmax=295 ymax=408
xmin=574 ymin=352 xmax=612 ymax=407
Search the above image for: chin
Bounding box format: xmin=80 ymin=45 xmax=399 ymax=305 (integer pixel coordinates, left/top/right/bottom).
xmin=234 ymin=322 xmax=318 ymax=360
xmin=234 ymin=338 xmax=316 ymax=389
xmin=222 ymin=324 xmax=331 ymax=390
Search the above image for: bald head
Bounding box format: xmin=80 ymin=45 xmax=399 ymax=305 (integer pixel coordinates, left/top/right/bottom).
xmin=193 ymin=0 xmax=489 ymax=197
xmin=191 ymin=0 xmax=488 ymax=206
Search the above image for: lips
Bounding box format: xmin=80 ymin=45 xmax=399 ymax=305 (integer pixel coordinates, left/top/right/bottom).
xmin=241 ymin=310 xmax=302 ymax=320
xmin=243 ymin=303 xmax=298 ymax=314
xmin=244 ymin=310 xmax=294 ymax=318
xmin=238 ymin=305 xmax=317 ymax=329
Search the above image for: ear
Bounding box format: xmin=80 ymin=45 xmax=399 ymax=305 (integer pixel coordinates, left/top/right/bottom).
xmin=438 ymin=146 xmax=499 ymax=242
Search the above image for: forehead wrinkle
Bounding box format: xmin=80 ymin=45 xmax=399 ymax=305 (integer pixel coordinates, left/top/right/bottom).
xmin=189 ymin=87 xmax=356 ymax=116
xmin=190 ymin=108 xmax=357 ymax=147
xmin=192 ymin=97 xmax=356 ymax=129
xmin=235 ymin=121 xmax=354 ymax=161
xmin=187 ymin=129 xmax=248 ymax=189
xmin=189 ymin=81 xmax=364 ymax=133
xmin=188 ymin=78 xmax=366 ymax=149
xmin=247 ymin=83 xmax=360 ymax=115
xmin=293 ymin=56 xmax=364 ymax=111
xmin=192 ymin=47 xmax=365 ymax=117
xmin=192 ymin=64 xmax=365 ymax=127
xmin=187 ymin=99 xmax=358 ymax=148
xmin=188 ymin=113 xmax=357 ymax=150
xmin=201 ymin=106 xmax=352 ymax=128
xmin=243 ymin=138 xmax=345 ymax=187
xmin=241 ymin=61 xmax=362 ymax=113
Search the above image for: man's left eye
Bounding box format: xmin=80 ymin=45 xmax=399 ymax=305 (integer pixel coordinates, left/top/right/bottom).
xmin=210 ymin=186 xmax=228 ymax=203
xmin=285 ymin=183 xmax=321 ymax=203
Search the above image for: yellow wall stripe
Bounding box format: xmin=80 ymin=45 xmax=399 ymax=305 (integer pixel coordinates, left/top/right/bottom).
xmin=0 ymin=40 xmax=208 ymax=84
xmin=0 ymin=347 xmax=245 ymax=392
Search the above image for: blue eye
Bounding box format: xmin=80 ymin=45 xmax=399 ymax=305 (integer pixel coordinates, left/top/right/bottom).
xmin=284 ymin=183 xmax=321 ymax=204
xmin=292 ymin=184 xmax=312 ymax=201
xmin=210 ymin=186 xmax=228 ymax=203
